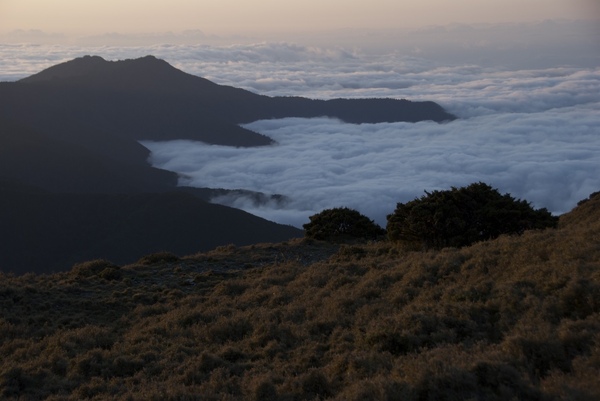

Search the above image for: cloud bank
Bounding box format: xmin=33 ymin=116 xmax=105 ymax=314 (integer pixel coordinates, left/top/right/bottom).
xmin=143 ymin=104 xmax=599 ymax=228
xmin=140 ymin=49 xmax=600 ymax=227
xmin=140 ymin=56 xmax=600 ymax=227
xmin=2 ymin=24 xmax=599 ymax=228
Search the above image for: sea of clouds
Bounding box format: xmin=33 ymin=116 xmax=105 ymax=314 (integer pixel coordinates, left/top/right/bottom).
xmin=2 ymin=21 xmax=599 ymax=227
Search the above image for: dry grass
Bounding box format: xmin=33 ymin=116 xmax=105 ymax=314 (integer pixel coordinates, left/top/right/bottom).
xmin=1 ymin=194 xmax=599 ymax=400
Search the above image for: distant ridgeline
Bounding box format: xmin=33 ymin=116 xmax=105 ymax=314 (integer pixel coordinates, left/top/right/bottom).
xmin=0 ymin=55 xmax=456 ymax=274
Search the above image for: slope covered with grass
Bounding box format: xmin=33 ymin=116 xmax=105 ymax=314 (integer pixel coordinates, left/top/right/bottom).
xmin=1 ymin=193 xmax=599 ymax=400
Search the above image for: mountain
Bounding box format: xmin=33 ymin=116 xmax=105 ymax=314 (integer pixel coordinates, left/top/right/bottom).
xmin=0 ymin=56 xmax=456 ymax=274
xmin=0 ymin=117 xmax=176 ymax=193
xmin=1 ymin=55 xmax=456 ymax=193
xmin=18 ymin=55 xmax=456 ymax=126
xmin=0 ymin=180 xmax=302 ymax=275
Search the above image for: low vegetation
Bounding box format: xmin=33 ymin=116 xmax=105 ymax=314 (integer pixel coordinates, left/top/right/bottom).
xmin=303 ymin=207 xmax=385 ymax=241
xmin=0 ymin=191 xmax=599 ymax=400
xmin=387 ymin=182 xmax=558 ymax=249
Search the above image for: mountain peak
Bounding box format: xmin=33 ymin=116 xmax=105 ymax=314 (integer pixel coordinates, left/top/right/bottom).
xmin=20 ymin=55 xmax=110 ymax=83
xmin=18 ymin=55 xmax=202 ymax=93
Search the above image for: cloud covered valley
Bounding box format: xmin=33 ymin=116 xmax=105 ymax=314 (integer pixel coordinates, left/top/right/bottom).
xmin=139 ymin=48 xmax=599 ymax=228
xmin=2 ymin=25 xmax=599 ymax=228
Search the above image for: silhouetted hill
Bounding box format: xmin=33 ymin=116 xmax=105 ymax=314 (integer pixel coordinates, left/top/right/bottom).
xmin=17 ymin=55 xmax=456 ymax=126
xmin=20 ymin=55 xmax=239 ymax=97
xmin=0 ymin=117 xmax=177 ymax=193
xmin=1 ymin=55 xmax=456 ymax=190
xmin=0 ymin=181 xmax=302 ymax=275
xmin=0 ymin=56 xmax=456 ymax=274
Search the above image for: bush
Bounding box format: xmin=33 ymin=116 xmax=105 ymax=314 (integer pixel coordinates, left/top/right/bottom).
xmin=303 ymin=207 xmax=385 ymax=241
xmin=387 ymin=182 xmax=558 ymax=249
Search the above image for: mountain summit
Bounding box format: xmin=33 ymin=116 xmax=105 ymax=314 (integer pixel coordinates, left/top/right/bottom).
xmin=20 ymin=55 xmax=238 ymax=97
xmin=20 ymin=55 xmax=111 ymax=82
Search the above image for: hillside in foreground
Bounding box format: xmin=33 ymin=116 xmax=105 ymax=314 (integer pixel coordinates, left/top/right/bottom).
xmin=0 ymin=192 xmax=598 ymax=400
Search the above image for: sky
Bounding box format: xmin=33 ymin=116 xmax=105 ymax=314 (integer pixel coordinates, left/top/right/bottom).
xmin=1 ymin=0 xmax=598 ymax=38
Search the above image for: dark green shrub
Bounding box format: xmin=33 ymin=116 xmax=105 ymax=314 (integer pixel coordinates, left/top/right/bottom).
xmin=303 ymin=207 xmax=385 ymax=241
xmin=387 ymin=182 xmax=558 ymax=249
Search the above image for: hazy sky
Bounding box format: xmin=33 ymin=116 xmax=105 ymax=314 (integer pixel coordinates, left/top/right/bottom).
xmin=1 ymin=0 xmax=598 ymax=37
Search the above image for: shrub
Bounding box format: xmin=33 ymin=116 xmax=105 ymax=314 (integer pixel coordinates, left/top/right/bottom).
xmin=303 ymin=207 xmax=385 ymax=241
xmin=387 ymin=182 xmax=558 ymax=249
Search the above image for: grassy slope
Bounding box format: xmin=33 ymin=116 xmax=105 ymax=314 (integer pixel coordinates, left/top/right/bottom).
xmin=0 ymin=194 xmax=599 ymax=400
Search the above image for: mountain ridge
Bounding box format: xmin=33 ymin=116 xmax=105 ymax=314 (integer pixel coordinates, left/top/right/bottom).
xmin=19 ymin=55 xmax=239 ymax=99
xmin=17 ymin=55 xmax=457 ymax=125
xmin=0 ymin=55 xmax=457 ymax=274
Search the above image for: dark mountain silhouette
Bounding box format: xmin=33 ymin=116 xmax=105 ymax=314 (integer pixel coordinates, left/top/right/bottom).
xmin=17 ymin=55 xmax=456 ymax=126
xmin=0 ymin=55 xmax=456 ymax=274
xmin=0 ymin=180 xmax=302 ymax=275
xmin=1 ymin=55 xmax=456 ymax=191
xmin=0 ymin=117 xmax=176 ymax=193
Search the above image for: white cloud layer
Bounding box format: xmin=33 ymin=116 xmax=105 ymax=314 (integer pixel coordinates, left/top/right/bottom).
xmin=140 ymin=45 xmax=600 ymax=227
xmin=1 ymin=20 xmax=598 ymax=81
xmin=2 ymin=26 xmax=599 ymax=228
xmin=143 ymin=101 xmax=599 ymax=227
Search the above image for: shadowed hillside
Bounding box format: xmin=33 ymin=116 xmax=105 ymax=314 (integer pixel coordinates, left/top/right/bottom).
xmin=0 ymin=117 xmax=177 ymax=193
xmin=0 ymin=181 xmax=302 ymax=275
xmin=0 ymin=192 xmax=597 ymax=400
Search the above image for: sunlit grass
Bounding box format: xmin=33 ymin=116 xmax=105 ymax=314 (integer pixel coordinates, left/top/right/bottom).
xmin=1 ymin=194 xmax=599 ymax=400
